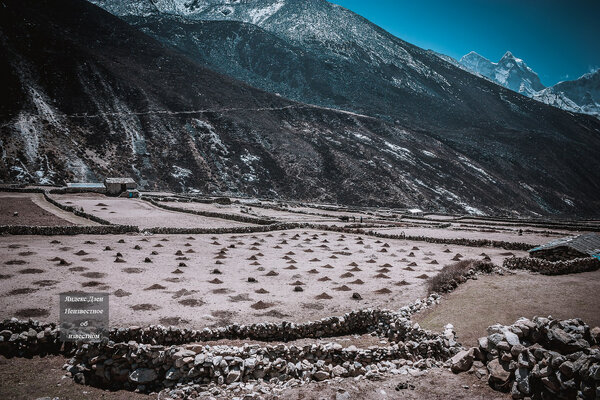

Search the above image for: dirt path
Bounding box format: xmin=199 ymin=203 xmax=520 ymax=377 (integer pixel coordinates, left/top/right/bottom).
xmin=414 ymin=269 xmax=600 ymax=347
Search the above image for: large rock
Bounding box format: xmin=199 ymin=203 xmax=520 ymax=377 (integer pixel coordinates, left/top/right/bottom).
xmin=487 ymin=359 xmax=511 ymax=391
xmin=226 ymin=370 xmax=241 ymax=384
xmin=545 ymin=327 xmax=588 ymax=353
xmin=503 ymin=329 xmax=520 ymax=346
xmin=514 ymin=367 xmax=531 ymax=395
xmin=590 ymin=326 xmax=600 ymax=345
xmin=451 ymin=348 xmax=474 ymax=373
xmin=313 ymin=370 xmax=330 ymax=381
xmin=129 ymin=368 xmax=157 ymax=384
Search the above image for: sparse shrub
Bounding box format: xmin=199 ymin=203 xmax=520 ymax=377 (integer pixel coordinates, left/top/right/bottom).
xmin=427 ymin=259 xmax=495 ymax=294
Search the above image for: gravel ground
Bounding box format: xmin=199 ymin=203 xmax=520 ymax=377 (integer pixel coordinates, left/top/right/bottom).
xmin=414 ymin=269 xmax=600 ymax=346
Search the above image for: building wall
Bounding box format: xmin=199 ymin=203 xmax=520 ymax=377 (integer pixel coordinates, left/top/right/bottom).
xmin=530 ymin=246 xmax=588 ymax=262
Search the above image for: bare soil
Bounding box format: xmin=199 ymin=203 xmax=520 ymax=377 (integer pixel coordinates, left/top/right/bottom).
xmin=48 ymin=193 xmax=258 ymax=229
xmin=0 ymin=355 xmax=149 ymax=400
xmin=274 ymin=368 xmax=508 ymax=400
xmin=0 ymin=231 xmax=525 ymax=328
xmin=0 ymin=355 xmax=507 ymax=400
xmin=414 ymin=269 xmax=600 ymax=346
xmin=0 ymin=195 xmax=72 ymax=226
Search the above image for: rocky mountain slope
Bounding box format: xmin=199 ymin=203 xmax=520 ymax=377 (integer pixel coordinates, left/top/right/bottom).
xmin=2 ymin=0 xmax=600 ymax=217
xmin=459 ymin=51 xmax=545 ymax=97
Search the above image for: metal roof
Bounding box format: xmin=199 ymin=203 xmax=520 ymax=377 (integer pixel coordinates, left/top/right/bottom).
xmin=66 ymin=182 xmax=105 ymax=188
xmin=104 ymin=177 xmax=136 ymax=184
xmin=529 ymin=233 xmax=600 ymax=257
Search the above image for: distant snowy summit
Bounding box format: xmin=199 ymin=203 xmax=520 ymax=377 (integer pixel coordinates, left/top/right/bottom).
xmin=459 ymin=51 xmax=544 ymax=97
xmin=457 ymin=51 xmax=599 ymax=118
xmin=532 ymin=69 xmax=600 ymax=118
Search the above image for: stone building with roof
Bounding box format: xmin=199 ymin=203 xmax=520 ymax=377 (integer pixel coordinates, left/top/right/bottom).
xmin=104 ymin=177 xmax=137 ymax=195
xmin=529 ymin=233 xmax=600 ymax=261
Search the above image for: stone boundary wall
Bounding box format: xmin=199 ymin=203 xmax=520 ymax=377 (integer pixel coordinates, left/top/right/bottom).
xmin=143 ymin=223 xmax=534 ymax=250
xmin=0 ymin=214 xmax=534 ymax=250
xmin=146 ymin=198 xmax=275 ymax=225
xmin=450 ymin=316 xmax=600 ymax=399
xmin=0 ymin=224 xmax=138 ymax=235
xmin=455 ymin=216 xmax=600 ymax=233
xmin=109 ymin=297 xmax=440 ymax=345
xmin=0 ymin=320 xmax=65 ymax=357
xmin=69 ymin=328 xmax=452 ymax=393
xmin=0 ymin=295 xmax=463 ymax=394
xmin=144 ymin=223 xmax=301 ymax=235
xmin=503 ymin=256 xmax=600 ymax=275
xmin=0 ymin=295 xmax=442 ymax=357
xmin=142 ymin=222 xmax=387 ymax=236
xmin=0 ymin=187 xmax=46 ymax=193
xmin=355 ymin=229 xmax=535 ymax=251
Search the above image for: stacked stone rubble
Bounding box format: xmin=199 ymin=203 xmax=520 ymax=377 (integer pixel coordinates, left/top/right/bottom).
xmin=451 ymin=316 xmax=600 ymax=399
xmin=0 ymin=319 xmax=65 ymax=357
xmin=1 ymin=295 xmax=463 ymax=395
xmin=504 ymin=256 xmax=600 ymax=275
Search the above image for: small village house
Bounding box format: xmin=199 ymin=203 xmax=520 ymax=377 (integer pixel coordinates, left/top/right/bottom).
xmin=529 ymin=233 xmax=600 ymax=262
xmin=104 ymin=177 xmax=137 ymax=196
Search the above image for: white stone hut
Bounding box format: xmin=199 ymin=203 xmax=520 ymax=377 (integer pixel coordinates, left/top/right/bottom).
xmin=104 ymin=177 xmax=137 ymax=196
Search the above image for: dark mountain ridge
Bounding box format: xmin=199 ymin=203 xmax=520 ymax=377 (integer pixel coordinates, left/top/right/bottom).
xmin=1 ymin=0 xmax=600 ymax=217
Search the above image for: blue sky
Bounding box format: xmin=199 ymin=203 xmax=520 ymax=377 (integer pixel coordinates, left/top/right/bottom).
xmin=331 ymin=0 xmax=600 ymax=87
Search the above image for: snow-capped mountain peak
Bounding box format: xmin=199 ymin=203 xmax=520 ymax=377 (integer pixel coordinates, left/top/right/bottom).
xmin=533 ymin=69 xmax=600 ymax=118
xmin=459 ymin=50 xmax=544 ymax=96
xmin=457 ymin=50 xmax=600 ymax=118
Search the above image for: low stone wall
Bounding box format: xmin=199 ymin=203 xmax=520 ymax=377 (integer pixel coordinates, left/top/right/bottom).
xmin=146 ymin=198 xmax=275 ymax=226
xmin=455 ymin=215 xmax=600 ymax=233
xmin=0 ymin=295 xmax=441 ymax=358
xmin=0 ymin=187 xmax=45 ymax=193
xmin=503 ymin=256 xmax=600 ymax=275
xmin=0 ymin=295 xmax=461 ymax=396
xmin=0 ymin=224 xmax=138 ymax=235
xmin=450 ymin=317 xmax=600 ymax=399
xmin=65 ymin=297 xmax=460 ymax=393
xmin=108 ymin=297 xmax=440 ymax=345
xmin=0 ymin=319 xmax=65 ymax=357
xmin=356 ymin=229 xmax=535 ymax=251
xmin=530 ymin=247 xmax=590 ymax=262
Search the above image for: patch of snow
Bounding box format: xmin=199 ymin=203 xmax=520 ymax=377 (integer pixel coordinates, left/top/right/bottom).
xmin=383 ymin=141 xmax=412 ymax=161
xmin=240 ymin=152 xmax=260 ymax=164
xmin=10 ymin=164 xmax=32 ymax=181
xmin=458 ymin=156 xmax=496 ymax=183
xmin=352 ymin=132 xmax=372 ymax=142
xmin=562 ymin=197 xmax=575 ymax=207
xmin=14 ymin=113 xmax=40 ymax=163
xmin=193 ymin=119 xmax=229 ymax=155
xmin=171 ymin=165 xmax=192 ymax=179
xmin=248 ymin=1 xmax=284 ymax=25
